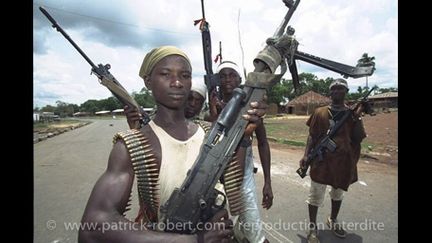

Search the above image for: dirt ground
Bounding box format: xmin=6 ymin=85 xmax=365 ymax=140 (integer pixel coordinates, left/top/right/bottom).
xmin=361 ymin=111 xmax=398 ymax=163
xmin=262 ymin=111 xmax=398 ymax=164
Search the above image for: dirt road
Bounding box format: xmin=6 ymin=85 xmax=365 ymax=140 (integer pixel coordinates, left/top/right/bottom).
xmin=34 ymin=119 xmax=397 ymax=243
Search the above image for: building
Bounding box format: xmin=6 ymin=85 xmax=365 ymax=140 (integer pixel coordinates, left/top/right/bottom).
xmin=95 ymin=110 xmax=111 ymax=116
xmin=73 ymin=112 xmax=91 ymax=117
xmin=111 ymin=107 xmax=154 ymax=115
xmin=40 ymin=112 xmax=55 ymax=122
xmin=33 ymin=113 xmax=40 ymax=122
xmin=111 ymin=109 xmax=125 ymax=115
xmin=286 ymin=91 xmax=331 ymax=115
xmin=368 ymin=92 xmax=398 ymax=111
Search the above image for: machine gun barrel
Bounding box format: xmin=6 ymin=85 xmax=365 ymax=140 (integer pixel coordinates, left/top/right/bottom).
xmin=295 ymin=51 xmax=375 ymax=78
xmin=273 ymin=0 xmax=301 ymax=38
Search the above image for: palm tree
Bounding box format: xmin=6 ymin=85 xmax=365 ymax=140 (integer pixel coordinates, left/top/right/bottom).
xmin=357 ymin=53 xmax=376 ymax=88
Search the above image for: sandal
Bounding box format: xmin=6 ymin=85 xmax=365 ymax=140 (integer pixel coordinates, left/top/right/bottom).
xmin=327 ymin=217 xmax=347 ymax=238
xmin=307 ymin=229 xmax=320 ymax=243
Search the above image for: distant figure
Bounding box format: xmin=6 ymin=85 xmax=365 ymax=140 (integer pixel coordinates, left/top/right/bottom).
xmin=299 ymin=78 xmax=367 ymax=243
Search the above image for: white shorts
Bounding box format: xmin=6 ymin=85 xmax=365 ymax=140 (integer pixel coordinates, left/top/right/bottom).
xmin=306 ymin=180 xmax=344 ymax=207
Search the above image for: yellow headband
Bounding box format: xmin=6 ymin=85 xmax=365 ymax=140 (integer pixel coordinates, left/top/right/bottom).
xmin=139 ymin=46 xmax=191 ymax=79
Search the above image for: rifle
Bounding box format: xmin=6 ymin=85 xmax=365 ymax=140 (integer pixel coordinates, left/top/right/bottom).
xmin=39 ymin=7 xmax=150 ymax=128
xmin=159 ymin=1 xmax=296 ymax=234
xmin=194 ymin=0 xmax=222 ymax=102
xmin=214 ymin=41 xmax=223 ymax=64
xmin=296 ymin=87 xmax=376 ymax=178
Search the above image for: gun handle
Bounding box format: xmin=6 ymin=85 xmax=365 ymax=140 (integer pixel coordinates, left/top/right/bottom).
xmin=296 ymin=166 xmax=307 ymax=178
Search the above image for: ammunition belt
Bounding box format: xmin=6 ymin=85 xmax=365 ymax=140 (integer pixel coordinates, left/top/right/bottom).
xmin=223 ymin=152 xmax=245 ymax=216
xmin=113 ymin=129 xmax=159 ymax=220
xmin=113 ymin=121 xmax=244 ymax=220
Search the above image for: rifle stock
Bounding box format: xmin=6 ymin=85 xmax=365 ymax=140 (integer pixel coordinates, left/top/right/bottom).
xmin=39 ymin=6 xmax=150 ymax=128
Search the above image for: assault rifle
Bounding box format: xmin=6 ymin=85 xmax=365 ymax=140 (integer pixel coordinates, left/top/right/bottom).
xmin=159 ymin=1 xmax=297 ymax=234
xmin=194 ymin=0 xmax=222 ymax=102
xmin=39 ymin=7 xmax=150 ymax=128
xmin=296 ymin=87 xmax=376 ymax=178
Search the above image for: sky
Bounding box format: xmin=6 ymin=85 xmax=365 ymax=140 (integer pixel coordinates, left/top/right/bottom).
xmin=33 ymin=0 xmax=398 ymax=108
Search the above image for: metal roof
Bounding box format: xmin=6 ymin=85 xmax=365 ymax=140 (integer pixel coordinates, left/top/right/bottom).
xmin=95 ymin=110 xmax=110 ymax=114
xmin=369 ymin=92 xmax=398 ymax=99
xmin=287 ymin=91 xmax=331 ymax=106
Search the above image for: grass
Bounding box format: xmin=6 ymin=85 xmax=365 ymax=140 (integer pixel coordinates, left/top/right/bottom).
xmin=361 ymin=141 xmax=375 ymax=151
xmin=263 ymin=116 xmax=309 ymax=147
xmin=263 ymin=115 xmax=380 ymax=153
xmin=278 ymin=139 xmax=306 ymax=147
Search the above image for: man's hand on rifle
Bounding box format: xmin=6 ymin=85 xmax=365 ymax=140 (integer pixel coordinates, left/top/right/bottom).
xmin=352 ymin=101 xmax=374 ymax=118
xmin=124 ymin=105 xmax=142 ymax=129
xmin=299 ymin=155 xmax=308 ymax=169
xmin=207 ymin=89 xmax=223 ymax=122
xmin=243 ymin=96 xmax=268 ymax=137
xmin=197 ymin=209 xmax=234 ymax=243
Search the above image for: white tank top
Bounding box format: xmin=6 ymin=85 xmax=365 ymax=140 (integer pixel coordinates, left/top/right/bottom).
xmin=148 ymin=121 xmax=205 ymax=220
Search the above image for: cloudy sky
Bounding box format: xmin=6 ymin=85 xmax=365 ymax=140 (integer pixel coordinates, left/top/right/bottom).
xmin=33 ymin=0 xmax=397 ymax=108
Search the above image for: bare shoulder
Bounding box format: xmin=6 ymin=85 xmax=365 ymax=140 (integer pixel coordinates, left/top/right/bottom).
xmin=107 ymin=139 xmax=133 ymax=173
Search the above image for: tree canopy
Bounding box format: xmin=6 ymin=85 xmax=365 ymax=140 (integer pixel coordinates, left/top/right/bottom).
xmin=35 ymin=89 xmax=155 ymax=116
xmin=34 ymin=75 xmax=396 ymax=114
xmin=267 ymin=72 xmax=396 ymax=106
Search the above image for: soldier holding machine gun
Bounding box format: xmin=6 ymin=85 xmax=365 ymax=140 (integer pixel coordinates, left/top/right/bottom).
xmin=77 ymin=45 xmax=269 ymax=243
xmin=298 ymin=78 xmax=373 ymax=243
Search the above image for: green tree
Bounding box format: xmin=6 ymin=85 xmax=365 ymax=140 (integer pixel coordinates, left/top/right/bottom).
xmin=377 ymin=87 xmax=398 ymax=93
xmin=80 ymin=100 xmax=100 ymax=114
xmin=346 ymin=84 xmax=379 ymax=101
xmin=99 ymin=96 xmax=122 ymax=111
xmin=267 ymin=72 xmax=334 ymax=107
xmin=268 ymin=78 xmax=293 ymax=105
xmin=40 ymin=105 xmax=56 ymax=112
xmin=133 ymin=89 xmax=155 ymax=108
xmin=357 ymin=53 xmax=376 ymax=88
xmin=55 ymin=100 xmax=69 ymax=117
xmin=66 ymin=104 xmax=79 ymax=116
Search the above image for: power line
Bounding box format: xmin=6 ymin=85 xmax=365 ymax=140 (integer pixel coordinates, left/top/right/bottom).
xmin=34 ymin=2 xmax=197 ymax=36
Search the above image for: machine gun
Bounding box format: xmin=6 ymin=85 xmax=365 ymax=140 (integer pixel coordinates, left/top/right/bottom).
xmin=194 ymin=0 xmax=222 ymax=102
xmin=159 ymin=1 xmax=299 ymax=234
xmin=296 ymin=87 xmax=376 ymax=178
xmin=39 ymin=7 xmax=150 ymax=128
xmin=266 ymin=0 xmax=375 ymax=91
